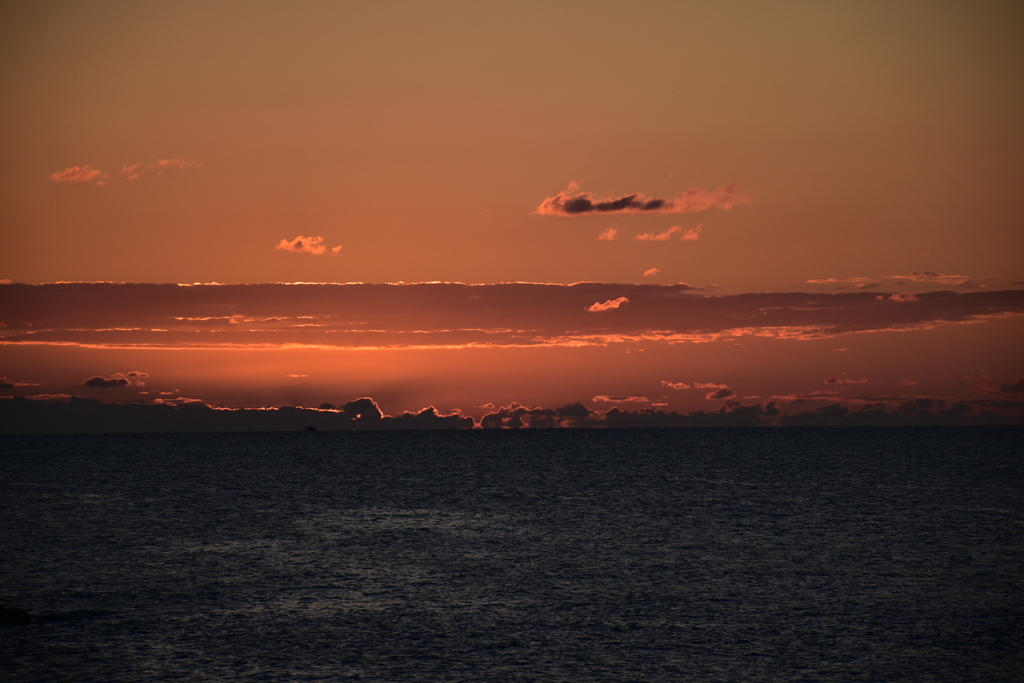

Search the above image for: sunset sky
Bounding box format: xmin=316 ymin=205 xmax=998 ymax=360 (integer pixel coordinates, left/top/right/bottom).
xmin=2 ymin=0 xmax=1022 ymax=427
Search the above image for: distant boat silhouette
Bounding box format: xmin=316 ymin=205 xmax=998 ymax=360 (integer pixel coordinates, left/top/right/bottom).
xmin=304 ymin=425 xmax=317 ymax=431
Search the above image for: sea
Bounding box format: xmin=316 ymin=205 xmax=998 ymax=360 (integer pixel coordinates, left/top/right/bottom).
xmin=2 ymin=427 xmax=1022 ymax=682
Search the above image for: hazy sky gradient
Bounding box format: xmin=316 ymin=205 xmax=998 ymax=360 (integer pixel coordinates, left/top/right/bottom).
xmin=2 ymin=1 xmax=1022 ymax=425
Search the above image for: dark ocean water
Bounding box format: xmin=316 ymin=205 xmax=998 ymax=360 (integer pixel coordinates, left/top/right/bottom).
xmin=1 ymin=427 xmax=1022 ymax=682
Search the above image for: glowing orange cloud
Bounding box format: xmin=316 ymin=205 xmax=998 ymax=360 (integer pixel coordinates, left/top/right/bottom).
xmin=49 ymin=165 xmax=109 ymax=185
xmin=597 ymin=228 xmax=619 ymax=241
xmin=586 ymin=296 xmax=629 ymax=312
xmin=274 ymin=236 xmax=342 ymax=256
xmin=536 ymin=182 xmax=750 ymax=216
xmin=643 ymin=268 xmax=660 ymax=277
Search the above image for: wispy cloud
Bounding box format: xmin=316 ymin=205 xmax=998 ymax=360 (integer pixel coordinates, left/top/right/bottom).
xmin=660 ymin=380 xmax=733 ymax=398
xmin=643 ymin=268 xmax=660 ymax=277
xmin=536 ymin=182 xmax=750 ymax=216
xmin=593 ymin=395 xmax=649 ymax=403
xmin=636 ymin=226 xmax=681 ymax=241
xmin=275 ymin=235 xmax=342 ymax=256
xmin=121 ymin=157 xmax=203 ymax=179
xmin=586 ymin=296 xmax=629 ymax=312
xmin=634 ymin=224 xmax=703 ymax=242
xmin=51 ymin=158 xmax=202 ymax=185
xmin=889 ymin=272 xmax=978 ymax=287
xmin=681 ymin=225 xmax=703 ymax=241
xmin=49 ymin=165 xmax=109 ymax=186
xmin=808 ymin=272 xmax=986 ymax=291
xmin=597 ymin=228 xmax=619 ymax=241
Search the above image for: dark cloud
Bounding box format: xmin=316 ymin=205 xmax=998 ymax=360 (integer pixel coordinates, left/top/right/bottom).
xmin=602 ymin=401 xmax=778 ymax=428
xmin=706 ymin=387 xmax=735 ymax=400
xmin=83 ymin=376 xmax=130 ymax=388
xmin=336 ymin=397 xmax=384 ymax=422
xmin=480 ymin=402 xmax=598 ymax=429
xmin=548 ymin=193 xmax=667 ymax=215
xmin=776 ymin=399 xmax=1001 ymax=426
xmin=996 ymin=379 xmax=1024 ymax=394
xmin=536 ymin=182 xmax=750 ymax=216
xmin=389 ymin=406 xmax=475 ymax=430
xmin=81 ymin=371 xmax=148 ymax=389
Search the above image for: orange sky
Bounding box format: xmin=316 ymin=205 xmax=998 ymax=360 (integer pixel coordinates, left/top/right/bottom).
xmin=1 ymin=1 xmax=1022 ymax=426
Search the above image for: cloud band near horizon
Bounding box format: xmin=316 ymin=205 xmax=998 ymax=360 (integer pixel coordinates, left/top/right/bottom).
xmin=1 ymin=282 xmax=1021 ymax=350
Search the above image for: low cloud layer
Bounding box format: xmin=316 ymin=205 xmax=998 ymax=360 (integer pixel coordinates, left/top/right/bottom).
xmin=4 ymin=393 xmax=1017 ymax=434
xmin=537 ymin=182 xmax=750 ymax=216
